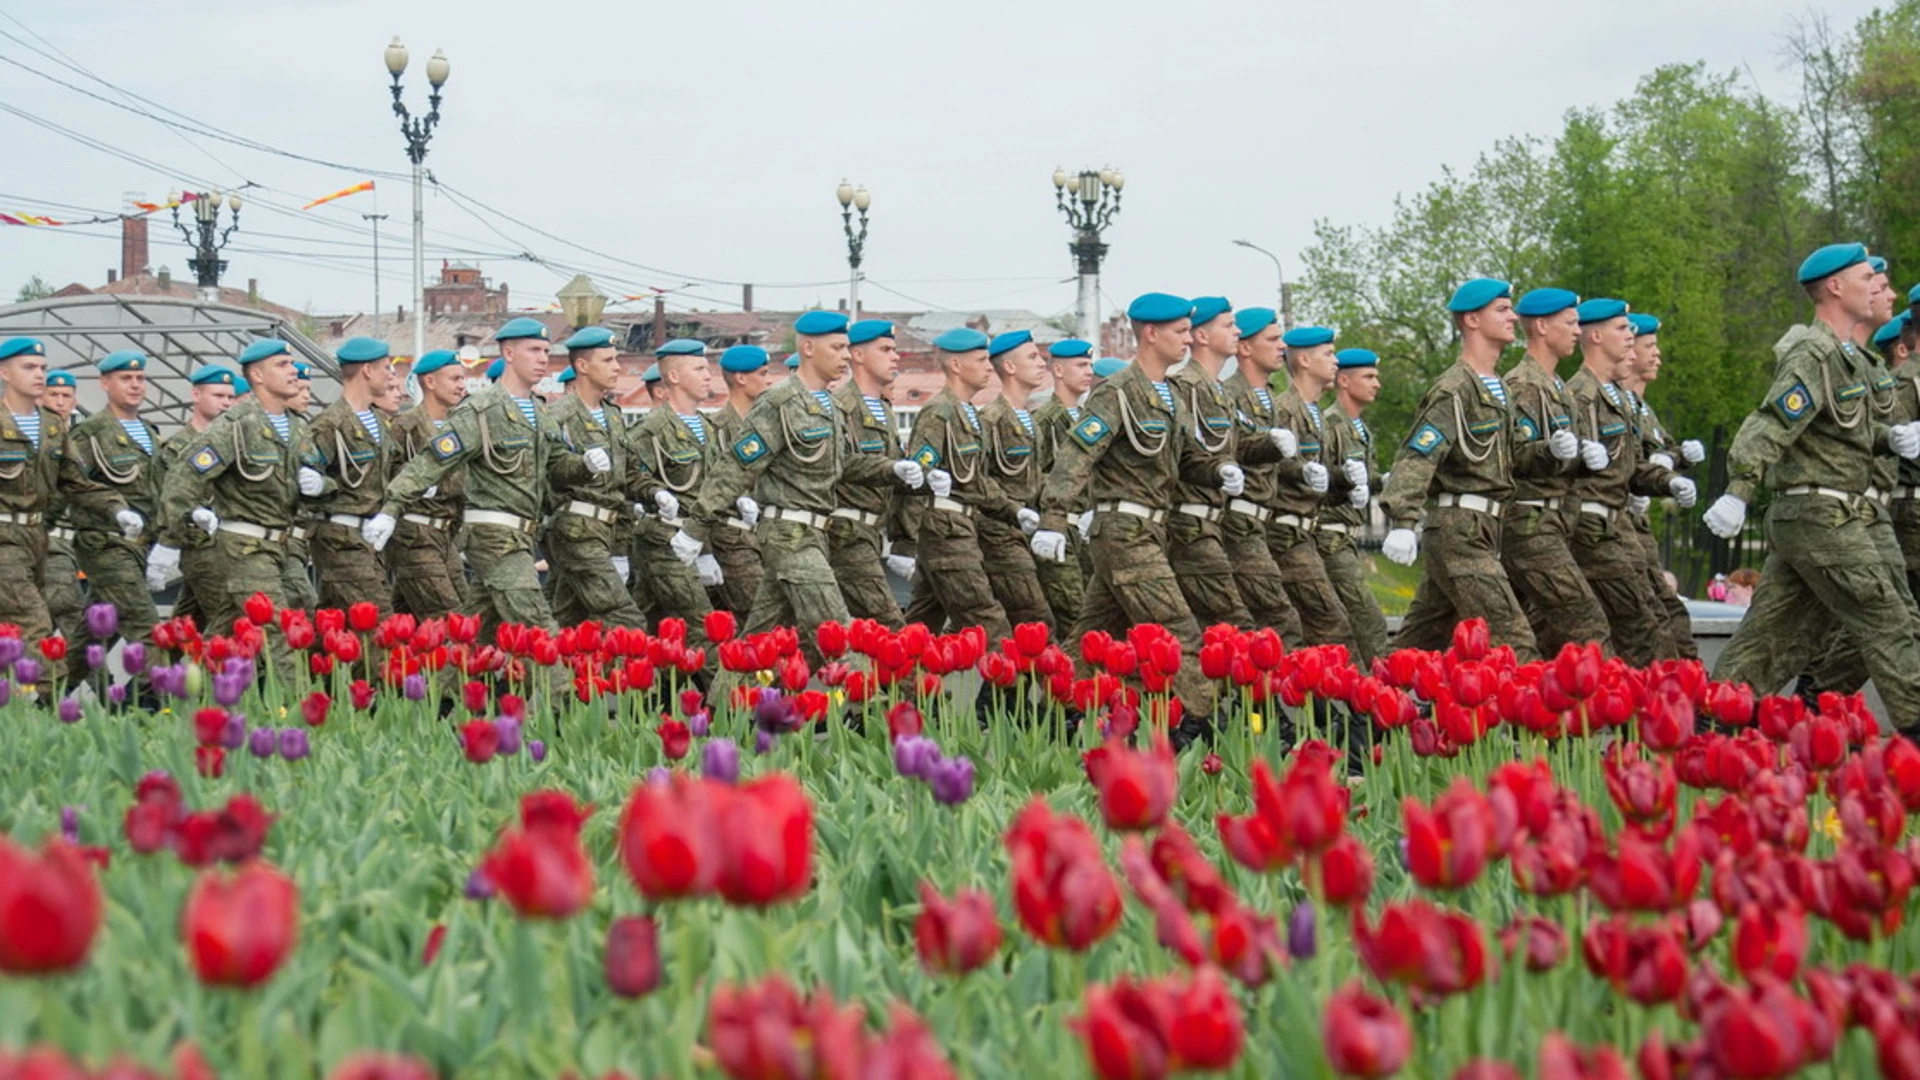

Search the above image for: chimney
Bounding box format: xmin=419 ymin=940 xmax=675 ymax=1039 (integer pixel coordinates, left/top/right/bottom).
xmin=742 ymin=283 xmax=754 ymax=312
xmin=107 ymin=269 xmax=117 ymax=284
xmin=120 ymin=214 xmax=150 ymax=281
xmin=157 ymin=266 xmax=171 ymax=290
xmin=330 ymin=320 xmax=345 ymax=337
xmin=652 ymin=295 xmax=666 ymax=349
xmin=837 ymin=297 xmax=848 ymax=313
xmin=247 ymin=278 xmax=259 ymax=306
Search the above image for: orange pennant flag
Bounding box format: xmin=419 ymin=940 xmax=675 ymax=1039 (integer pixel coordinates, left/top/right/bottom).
xmin=301 ymin=180 xmax=376 ymax=211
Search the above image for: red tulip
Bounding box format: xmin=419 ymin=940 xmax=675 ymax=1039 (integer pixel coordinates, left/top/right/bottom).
xmin=1537 ymin=1033 xmax=1630 ymax=1080
xmin=0 ymin=835 xmax=103 ymax=974
xmin=481 ymin=820 xmax=594 ymax=920
xmin=327 ymin=1053 xmax=439 ymax=1080
xmin=706 ymin=975 xmax=868 ymax=1080
xmin=1733 ymin=903 xmax=1807 ymax=982
xmin=619 ymin=775 xmax=721 ymax=901
xmin=864 ymin=1003 xmax=960 ymax=1080
xmin=1207 ymin=902 xmax=1281 ymax=987
xmin=1587 ymin=827 xmax=1702 ymax=912
xmin=1200 ymin=752 xmax=1224 ymax=776
xmin=814 ymin=620 xmax=849 ymax=659
xmin=1071 ymin=968 xmax=1245 ymax=1080
xmin=1148 ymin=822 xmax=1235 ymax=916
xmin=1884 ymin=736 xmax=1920 ymax=811
xmin=703 ymin=609 xmax=736 ymax=644
xmin=182 ymin=861 xmax=298 ymax=987
xmin=192 ymin=707 xmax=228 ymax=745
xmin=887 ymin=701 xmax=924 ymax=741
xmin=1005 ymin=799 xmax=1123 ymax=951
xmin=1086 ymin=737 xmax=1178 ymax=832
xmin=1449 ymin=618 xmax=1490 ymax=662
xmin=1404 ymin=779 xmax=1495 ymax=891
xmin=1603 ymin=744 xmax=1679 ymax=840
xmin=461 ymin=718 xmax=500 ymax=763
xmin=1639 ymin=676 xmax=1694 ymax=752
xmin=1322 ymin=983 xmax=1413 ymax=1078
xmin=1354 ymin=900 xmax=1490 ymax=998
xmin=1258 ymin=751 xmax=1347 ymax=856
xmin=1013 ymin=621 xmax=1050 ymax=658
xmin=657 ymin=719 xmax=691 ymax=761
xmin=604 ymin=915 xmax=661 ymax=998
xmin=194 ymin=746 xmax=225 ymax=779
xmin=1704 ymin=681 xmax=1755 ymax=727
xmin=348 ymin=679 xmax=375 ymax=710
xmin=1700 ymin=978 xmax=1814 ymax=1078
xmin=1318 ymin=834 xmax=1375 ymax=908
xmin=713 ymin=774 xmax=815 ymax=907
xmin=175 ymin=793 xmax=276 ymax=867
xmin=1451 ymin=1062 xmax=1524 ymax=1080
xmin=301 ymin=691 xmax=332 ymax=728
xmin=914 ymin=881 xmax=1002 ymax=975
xmin=243 ymin=592 xmax=275 ymax=627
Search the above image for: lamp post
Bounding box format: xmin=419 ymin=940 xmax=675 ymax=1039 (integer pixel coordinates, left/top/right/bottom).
xmin=363 ymin=212 xmax=389 ymax=332
xmin=1231 ymin=239 xmax=1293 ymax=330
xmin=836 ymin=180 xmax=871 ymax=320
xmin=1053 ymin=165 xmax=1123 ymax=346
xmin=168 ymin=189 xmax=242 ymax=302
xmin=556 ymin=274 xmax=608 ymax=330
xmin=385 ymin=36 xmax=450 ymax=363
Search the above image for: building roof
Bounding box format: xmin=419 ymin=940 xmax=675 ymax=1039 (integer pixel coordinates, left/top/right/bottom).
xmin=56 ymin=272 xmax=305 ymax=324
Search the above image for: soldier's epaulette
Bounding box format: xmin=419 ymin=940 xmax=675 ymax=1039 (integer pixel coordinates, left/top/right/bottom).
xmin=1874 ymin=372 xmax=1896 ymax=392
xmin=1136 ymin=418 xmax=1168 ymax=435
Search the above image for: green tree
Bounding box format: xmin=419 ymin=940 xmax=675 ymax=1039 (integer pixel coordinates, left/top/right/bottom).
xmin=14 ymin=274 xmax=53 ymax=302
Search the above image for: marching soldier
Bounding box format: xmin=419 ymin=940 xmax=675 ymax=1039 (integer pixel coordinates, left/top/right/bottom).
xmin=625 ymin=346 xmax=687 ymax=613
xmin=1030 ymin=293 xmax=1224 ymax=747
xmin=902 ymin=329 xmax=1017 ymax=641
xmin=1267 ymin=326 xmax=1357 ymax=651
xmin=828 ymin=322 xmax=910 ymax=627
xmin=304 ymin=338 xmax=398 ymax=614
xmin=1888 ymin=312 xmax=1920 ymax=601
xmin=67 ymin=351 xmax=163 ymax=661
xmin=154 ymin=366 xmax=241 ymax=630
xmin=1501 ymin=287 xmax=1611 ymax=656
xmin=1221 ymin=309 xmax=1307 ymax=642
xmin=1166 ymin=297 xmax=1256 ymax=630
xmin=1563 ymin=299 xmax=1695 ymax=666
xmin=385 ymin=349 xmax=468 ymax=620
xmin=627 ymin=338 xmax=720 ymax=649
xmin=282 ymin=362 xmax=320 ymax=612
xmin=39 ymin=369 xmax=84 ymax=655
xmin=1320 ymin=349 xmax=1392 ymax=666
xmin=978 ymin=329 xmax=1059 ymax=630
xmin=1031 ymin=339 xmax=1094 ymax=628
xmin=544 ymin=327 xmax=650 ymax=628
xmin=1379 ymin=280 xmax=1538 ymax=659
xmin=1622 ymin=313 xmax=1705 ymax=660
xmin=708 ymin=344 xmax=778 ymax=616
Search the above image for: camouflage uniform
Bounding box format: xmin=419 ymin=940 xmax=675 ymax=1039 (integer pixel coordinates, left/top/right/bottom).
xmin=1888 ymin=354 xmax=1920 ymax=598
xmin=705 ymin=403 xmax=764 ymax=617
xmin=153 ymin=425 xmax=213 ymax=629
xmin=1036 ymin=363 xmax=1216 ymax=720
xmin=1501 ymin=356 xmax=1611 ymax=656
xmin=1564 ymin=368 xmax=1682 ymax=667
xmin=1628 ymin=394 xmax=1699 ymax=660
xmin=1268 ymin=385 xmax=1357 ymax=651
xmin=544 ymin=393 xmax=647 ymax=628
xmin=67 ymin=409 xmax=162 ymax=653
xmin=627 ymin=404 xmax=716 ymax=650
xmin=978 ymin=395 xmax=1058 ymax=630
xmin=828 ymin=381 xmax=905 ymax=628
xmin=1030 ymin=397 xmax=1087 ymax=629
xmin=1381 ymin=361 xmax=1538 ymax=660
xmin=303 ymin=397 xmax=395 ymax=615
xmin=1164 ymin=364 xmax=1254 ymax=631
xmin=43 ymin=499 xmax=85 ymax=662
xmin=1220 ymin=370 xmax=1306 ymax=641
xmin=901 ymin=389 xmax=1014 ymax=642
xmin=1712 ymin=321 xmax=1920 ymax=727
xmin=1319 ymin=402 xmax=1390 ymax=665
xmin=385 ymin=407 xmax=467 ymax=620
xmin=0 ymin=406 xmax=122 ymax=684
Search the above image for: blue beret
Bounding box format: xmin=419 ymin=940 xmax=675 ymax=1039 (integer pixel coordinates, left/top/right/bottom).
xmin=933 ymin=328 xmax=989 ymax=353
xmin=233 ymin=376 xmax=251 ymax=394
xmin=793 ymin=311 xmax=850 ymax=336
xmin=335 ymin=337 xmax=390 ymax=365
xmin=413 ymin=349 xmax=460 ymax=376
xmin=1575 ymin=298 xmax=1630 ymax=324
xmin=293 ymin=362 xmax=312 ymax=382
xmin=1234 ymin=308 xmax=1279 ymax=339
xmin=1048 ymin=339 xmax=1093 ymax=359
xmin=1870 ymin=256 xmax=1888 ymax=274
xmin=1091 ymin=357 xmax=1127 ymax=378
xmin=1514 ymin=288 xmax=1580 ymax=318
xmin=656 ymin=338 xmax=706 ymax=357
xmin=720 ymin=345 xmax=770 ymax=373
xmin=564 ymin=326 xmax=616 ymax=351
xmin=45 ymin=370 xmax=77 ymax=388
xmin=1126 ymin=293 xmax=1192 ymax=323
xmin=494 ymin=317 xmax=549 ymax=342
xmin=1908 ymin=283 xmax=1920 ymax=306
xmin=486 ymin=358 xmax=505 ymax=382
xmin=556 ymin=366 xmax=577 ymax=384
xmin=784 ymin=353 xmax=800 ymax=369
xmin=1282 ymin=326 xmax=1336 ymax=349
xmin=642 ymin=363 xmax=661 ymax=384
xmin=988 ymin=329 xmax=1033 ymax=358
xmin=98 ymin=349 xmax=150 ymax=373
xmin=1798 ymin=243 xmax=1870 ymax=284
xmin=189 ymin=365 xmax=240 ymax=387
xmin=1189 ymin=296 xmax=1232 ymax=326
xmin=0 ymin=338 xmax=44 ymax=361
xmin=1447 ymin=279 xmax=1512 ymax=313
xmin=1873 ymin=313 xmax=1909 ymax=348
xmin=1335 ymin=348 xmax=1379 ymax=370
xmin=237 ymin=339 xmax=291 ymax=366
xmin=848 ymin=319 xmax=894 ymax=346
xmin=1627 ymin=313 xmax=1661 ymax=337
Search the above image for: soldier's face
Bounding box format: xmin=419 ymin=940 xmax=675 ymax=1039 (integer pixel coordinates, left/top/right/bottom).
xmin=1 ymin=355 xmax=46 ymax=400
xmin=1049 ymin=356 xmax=1093 ymax=398
xmin=1474 ymin=299 xmax=1519 ymax=345
xmin=103 ymin=370 xmax=147 ymax=411
xmin=1003 ymin=342 xmax=1046 ymax=387
xmin=1637 ymin=336 xmax=1662 ymax=381
xmin=292 ymin=383 xmax=312 ymax=411
xmin=1296 ymin=344 xmax=1338 ymax=385
xmin=361 ymin=361 xmax=395 ymax=397
xmin=1585 ymin=317 xmax=1633 ymax=371
xmin=803 ymin=334 xmax=851 ymax=381
xmin=1142 ymin=319 xmax=1191 ymax=366
xmin=41 ymin=386 xmax=75 ymax=416
xmin=504 ymin=339 xmax=551 ymax=384
xmin=1533 ymin=310 xmax=1580 ymax=358
xmin=421 ymin=369 xmax=467 ymax=410
xmin=1337 ymin=367 xmax=1380 ymax=405
xmin=951 ymin=349 xmax=994 ymax=394
xmin=735 ymin=367 xmax=777 ymax=399
xmin=193 ymin=384 xmax=235 ymax=420
xmin=1193 ymin=313 xmax=1237 ymax=356
xmin=1872 ymin=272 xmax=1895 ymax=323
xmin=251 ymin=354 xmax=299 ymax=403
xmin=577 ymin=348 xmax=622 ymax=392
xmin=851 ymin=339 xmax=899 ymax=386
xmin=1834 ymin=263 xmax=1878 ymax=320
xmin=1238 ymin=325 xmax=1285 ymax=374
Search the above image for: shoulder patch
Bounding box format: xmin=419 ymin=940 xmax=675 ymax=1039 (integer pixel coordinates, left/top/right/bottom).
xmin=913 ymin=443 xmax=943 ymax=468
xmin=1516 ymin=416 xmax=1539 ymax=441
xmin=1407 ymin=423 xmax=1447 ymax=456
xmin=190 ymin=446 xmax=222 ymax=473
xmin=431 ymin=431 xmax=464 ymax=461
xmin=732 ymin=432 xmax=769 ymax=465
xmin=1071 ymin=414 xmax=1111 ymax=448
xmin=1772 ymin=382 xmax=1813 ymax=423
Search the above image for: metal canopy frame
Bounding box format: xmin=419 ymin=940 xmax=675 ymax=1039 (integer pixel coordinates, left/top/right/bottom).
xmin=0 ymin=294 xmax=337 ymax=438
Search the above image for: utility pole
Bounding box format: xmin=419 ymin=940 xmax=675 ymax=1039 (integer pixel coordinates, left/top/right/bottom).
xmin=364 ymin=212 xmax=389 ymax=334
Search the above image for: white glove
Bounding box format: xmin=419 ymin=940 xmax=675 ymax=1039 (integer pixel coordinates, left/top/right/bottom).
xmin=190 ymin=507 xmax=220 ymax=537
xmin=735 ymin=496 xmax=760 ymax=527
xmin=1348 ymin=484 xmax=1370 ymax=509
xmin=115 ymin=509 xmax=144 ymax=540
xmin=1382 ymin=528 xmax=1419 ymax=566
xmin=1269 ymin=428 xmax=1298 ymax=457
xmin=1074 ymin=510 xmax=1094 ymax=541
xmin=885 ymin=553 xmax=916 ymax=579
xmin=695 ymin=554 xmax=723 ymax=587
xmin=1629 ymin=495 xmax=1652 ymax=515
xmin=655 ymin=491 xmax=681 ymax=521
xmin=611 ymin=556 xmax=631 ymax=582
xmin=928 ymin=469 xmax=953 ymax=497
xmin=1891 ymin=423 xmax=1920 ymax=461
xmin=669 ymin=529 xmax=703 ymax=566
xmin=1547 ymin=429 xmax=1579 ymax=461
xmin=1649 ymin=452 xmax=1675 ymax=471
xmin=145 ymin=545 xmax=180 ymax=591
xmin=361 ymin=512 xmax=396 ymax=552
xmin=892 ymin=460 xmax=925 ymax=489
xmin=1301 ymin=462 xmax=1330 ymax=494
xmin=1680 ymin=439 xmax=1706 ymax=464
xmin=1342 ymin=458 xmax=1370 ymax=490
xmin=583 ymin=447 xmax=612 ymax=475
xmin=1580 ymin=440 xmax=1610 ymax=471
xmin=1703 ymin=494 xmax=1747 ymax=539
xmin=1218 ymin=464 xmax=1246 ymax=497
xmin=297 ymin=466 xmax=325 ymax=497
xmin=1030 ymin=530 xmax=1068 ymax=564
xmin=1668 ymin=477 xmax=1698 ymax=508
xmin=1017 ymin=507 xmax=1042 ymax=535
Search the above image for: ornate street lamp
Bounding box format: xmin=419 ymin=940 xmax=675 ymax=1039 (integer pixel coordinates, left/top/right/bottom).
xmin=837 ymin=180 xmax=871 ymax=320
xmin=1232 ymin=239 xmax=1293 ymax=330
xmin=557 ymin=274 xmax=608 ymax=330
xmin=386 ymin=36 xmax=450 ymax=362
xmin=169 ymin=189 xmax=242 ymax=301
xmin=1053 ymin=165 xmax=1123 ymax=345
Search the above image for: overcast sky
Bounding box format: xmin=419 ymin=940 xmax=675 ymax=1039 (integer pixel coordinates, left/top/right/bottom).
xmin=0 ymin=0 xmax=1881 ymax=328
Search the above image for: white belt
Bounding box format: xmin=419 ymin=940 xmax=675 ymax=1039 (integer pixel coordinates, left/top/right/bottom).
xmin=1174 ymin=502 xmax=1222 ymax=523
xmin=326 ymin=513 xmax=367 ymax=529
xmin=1273 ymin=512 xmax=1315 ymax=530
xmin=1894 ymin=485 xmax=1920 ymax=501
xmin=219 ymin=520 xmax=288 ymax=543
xmin=1318 ymin=522 xmax=1351 ymax=535
xmin=929 ymin=496 xmax=974 ymax=516
xmin=1867 ymin=486 xmax=1886 ymax=504
xmin=1577 ymin=501 xmax=1616 ymax=518
xmin=1095 ymin=500 xmax=1167 ymax=524
xmin=290 ymin=524 xmax=312 ymax=541
xmin=721 ymin=516 xmax=753 ymax=530
xmin=765 ymin=506 xmax=831 ymax=531
xmin=563 ymin=500 xmax=620 ymax=525
xmin=47 ymin=525 xmax=75 ymax=542
xmin=402 ymin=513 xmax=454 ymax=530
xmin=1780 ymin=485 xmax=1873 ymax=505
xmin=1433 ymin=493 xmax=1503 ymax=518
xmin=464 ymin=509 xmax=538 ymax=535
xmin=1226 ymin=498 xmax=1272 ymax=523
xmin=831 ymin=507 xmax=882 ymax=528
xmin=1513 ymin=497 xmax=1562 ymax=510
xmin=0 ymin=512 xmax=44 ymax=526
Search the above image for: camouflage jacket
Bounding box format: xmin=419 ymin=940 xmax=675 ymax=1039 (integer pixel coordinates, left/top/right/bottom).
xmin=1502 ymin=356 xmax=1578 ymax=502
xmin=158 ymin=399 xmax=316 ymax=544
xmin=707 ymin=376 xmax=899 ymax=518
xmin=67 ymin=410 xmax=160 ymax=534
xmin=304 ymin=397 xmax=394 ymax=518
xmin=1725 ymin=321 xmax=1884 ymax=503
xmin=1036 ymin=362 xmax=1217 ymax=533
xmin=1565 ymin=368 xmax=1678 ymax=510
xmin=382 ymin=384 xmax=589 ymax=524
xmin=1379 ymin=360 xmax=1515 ymax=528
xmin=387 ymin=407 xmax=465 ymax=521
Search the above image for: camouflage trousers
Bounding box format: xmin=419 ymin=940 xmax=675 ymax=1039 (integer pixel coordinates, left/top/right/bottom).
xmin=707 ymin=518 xmax=763 ymax=617
xmin=387 ymin=518 xmax=466 ymax=621
xmin=44 ymin=533 xmax=84 ymax=652
xmin=977 ymin=518 xmax=1054 ymax=632
xmin=1268 ymin=518 xmax=1356 ymax=652
xmin=1800 ymin=513 xmax=1920 ymax=700
xmin=1071 ymin=510 xmax=1215 ymax=719
xmin=826 ymin=517 xmax=902 ymax=628
xmin=175 ymin=544 xmax=219 ymax=635
xmin=1221 ymin=510 xmax=1303 ymax=642
xmin=74 ymin=530 xmax=159 ymax=651
xmin=1035 ymin=526 xmax=1085 ymax=632
xmin=742 ymin=519 xmax=851 ymax=667
xmin=1316 ymin=527 xmax=1390 ymax=667
xmin=904 ymin=510 xmax=1012 ymax=643
xmin=1715 ymin=495 xmax=1920 ymax=729
xmin=1501 ymin=503 xmax=1610 ymax=658
xmin=0 ymin=525 xmax=52 ymax=684
xmin=282 ymin=531 xmax=318 ymax=613
xmin=199 ymin=530 xmax=299 ymax=687
xmin=1396 ymin=506 xmax=1539 ymax=662
xmin=1630 ymin=511 xmax=1696 ymax=661
xmin=1166 ymin=511 xmax=1252 ymax=631
xmin=547 ymin=513 xmax=645 ymax=628
xmin=1569 ymin=506 xmax=1666 ymax=668
xmin=630 ymin=534 xmax=713 ymax=654
xmin=461 ymin=523 xmax=559 ymax=643
xmin=311 ymin=521 xmax=392 ymax=618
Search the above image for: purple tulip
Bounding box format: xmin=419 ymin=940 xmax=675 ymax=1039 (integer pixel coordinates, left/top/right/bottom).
xmin=220 ymin=713 xmax=247 ymax=749
xmin=928 ymin=755 xmax=975 ymax=805
xmin=56 ymin=696 xmax=82 ymax=724
xmin=701 ymin=737 xmax=741 ymax=783
xmin=278 ymin=728 xmax=310 ymax=761
xmin=1288 ymin=902 xmax=1317 ymax=961
xmin=464 ymin=867 xmax=496 ymax=900
xmin=60 ymin=807 xmax=79 ymax=843
xmin=14 ymin=658 xmax=42 ymax=686
xmin=528 ymin=739 xmax=547 ymax=763
xmin=249 ymin=726 xmax=277 ymax=758
xmin=402 ymin=673 xmax=427 ymax=701
xmin=107 ymin=684 xmax=126 ymax=706
xmin=893 ymin=735 xmax=938 ymax=780
xmin=646 ymin=766 xmax=671 ymax=786
xmin=754 ymin=729 xmax=776 ymax=755
xmin=752 ymin=690 xmax=801 ymax=734
xmin=84 ymin=603 xmax=117 ymax=639
xmin=494 ymin=717 xmax=523 ymax=755
xmin=0 ymin=636 xmax=21 ymax=667
xmin=211 ymin=672 xmax=246 ymax=708
xmin=120 ymin=642 xmax=146 ymax=676
xmin=84 ymin=644 xmax=106 ymax=671
xmin=147 ymin=663 xmax=184 ymax=698
xmin=687 ymin=710 xmax=711 ymax=737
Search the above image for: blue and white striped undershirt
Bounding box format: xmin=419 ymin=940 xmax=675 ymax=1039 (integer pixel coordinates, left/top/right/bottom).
xmin=1477 ymin=375 xmax=1508 ymax=407
xmin=119 ymin=418 xmax=153 ymax=453
xmin=12 ymin=413 xmax=39 ymax=449
xmin=265 ymin=412 xmax=291 ymax=442
xmin=863 ymin=396 xmax=889 ymax=427
xmin=809 ymin=389 xmax=835 ymax=413
xmin=1150 ymin=382 xmax=1174 ymax=412
xmin=589 ymin=407 xmax=607 ymax=427
xmin=354 ymin=408 xmax=382 ymax=445
xmin=510 ymin=396 xmax=538 ymax=427
xmin=1304 ymin=402 xmax=1323 ymax=430
xmin=680 ymin=414 xmax=706 ymax=445
xmin=1013 ymin=406 xmax=1034 ymax=437
xmin=960 ymin=402 xmax=980 ymax=429
xmin=1252 ymin=386 xmax=1273 ymax=412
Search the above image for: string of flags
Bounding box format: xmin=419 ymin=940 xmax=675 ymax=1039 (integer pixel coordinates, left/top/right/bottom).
xmin=2 ymin=191 xmax=208 ymax=228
